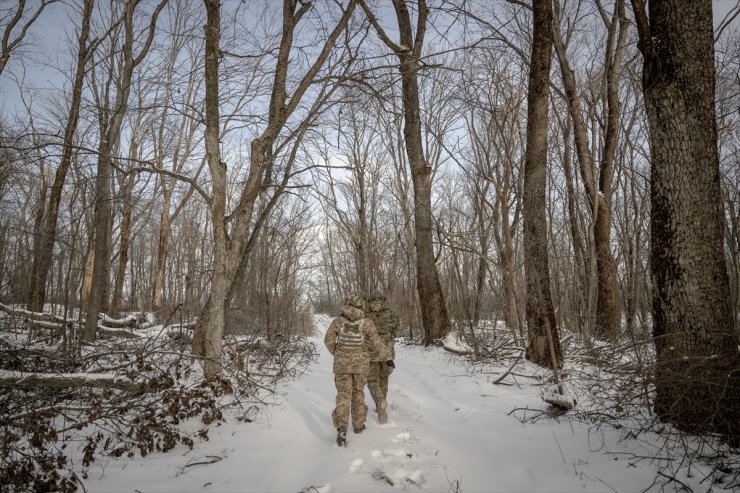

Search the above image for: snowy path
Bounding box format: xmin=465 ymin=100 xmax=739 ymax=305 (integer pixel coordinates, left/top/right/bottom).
xmin=87 ymin=315 xmax=670 ymax=492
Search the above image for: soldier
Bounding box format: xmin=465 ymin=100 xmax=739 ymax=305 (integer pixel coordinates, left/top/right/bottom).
xmin=324 ymin=293 xmax=391 ymax=447
xmin=364 ymin=290 xmax=400 ymax=424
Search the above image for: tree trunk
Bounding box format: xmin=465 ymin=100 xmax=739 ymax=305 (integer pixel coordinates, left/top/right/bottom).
xmin=523 ymin=0 xmax=562 ymax=368
xmin=193 ymin=0 xmax=356 ymax=378
xmin=83 ymin=0 xmax=166 ymax=342
xmin=110 ymin=178 xmax=132 ymax=317
xmin=84 ymin=143 xmax=113 ymax=342
xmin=80 ymin=246 xmax=94 ymax=313
xmin=472 ymin=229 xmax=487 ymax=327
xmin=559 ymin=118 xmax=587 ymax=335
xmin=392 ymin=0 xmax=449 ymax=343
xmin=357 ymin=170 xmax=369 ymax=294
xmin=192 ymin=0 xmax=228 ymax=378
xmin=593 ymin=0 xmax=627 ymax=339
xmin=29 ymin=163 xmax=49 ymax=310
xmin=152 ymin=187 xmax=171 ymax=312
xmin=552 ymin=0 xmax=625 ymax=340
xmin=632 ymin=0 xmax=740 ymax=441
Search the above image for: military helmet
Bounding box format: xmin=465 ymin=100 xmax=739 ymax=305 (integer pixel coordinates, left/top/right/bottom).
xmin=344 ymin=293 xmax=365 ymax=310
xmin=368 ymin=290 xmax=386 ymax=302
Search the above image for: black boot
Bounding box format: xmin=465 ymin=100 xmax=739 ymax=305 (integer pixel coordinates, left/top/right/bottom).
xmin=336 ymin=427 xmax=347 ymax=447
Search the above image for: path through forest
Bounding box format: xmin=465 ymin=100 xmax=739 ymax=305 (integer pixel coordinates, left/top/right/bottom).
xmin=87 ymin=315 xmax=692 ymax=492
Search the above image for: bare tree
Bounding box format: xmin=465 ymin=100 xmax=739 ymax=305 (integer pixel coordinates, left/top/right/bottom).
xmin=0 ymin=0 xmax=57 ymax=75
xmin=551 ymin=0 xmax=627 ymax=340
xmin=83 ymin=0 xmax=168 ymax=342
xmin=358 ymin=0 xmax=450 ymax=344
xmin=316 ymin=101 xmax=384 ymax=295
xmin=457 ymin=49 xmax=525 ymax=339
xmin=192 ymin=0 xmax=358 ymax=379
xmin=27 ymin=0 xmax=97 ymax=313
xmin=632 ymin=0 xmax=740 ymax=440
xmin=522 ymin=0 xmax=562 ymax=368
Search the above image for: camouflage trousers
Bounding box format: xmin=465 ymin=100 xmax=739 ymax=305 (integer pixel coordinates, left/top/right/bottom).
xmin=332 ymin=373 xmax=367 ymax=431
xmin=366 ymin=362 xmax=390 ymax=410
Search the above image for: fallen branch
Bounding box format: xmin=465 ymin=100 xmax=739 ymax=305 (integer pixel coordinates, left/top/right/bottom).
xmin=26 ymin=320 xmax=67 ymax=334
xmin=97 ymin=326 xmax=141 ymax=339
xmin=493 ymin=350 xmax=524 ymax=385
xmin=443 ymin=346 xmax=472 ymax=356
xmin=183 ymin=455 xmax=223 ymax=468
xmin=0 ymin=303 xmax=67 ymax=324
xmin=99 ymin=314 xmax=139 ymax=328
xmin=0 ymin=370 xmax=145 ymax=392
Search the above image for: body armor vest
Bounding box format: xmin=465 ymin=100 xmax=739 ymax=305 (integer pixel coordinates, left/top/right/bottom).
xmin=337 ymin=318 xmax=365 ymax=350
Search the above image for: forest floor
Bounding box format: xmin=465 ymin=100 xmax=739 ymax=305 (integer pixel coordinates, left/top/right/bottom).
xmin=79 ymin=314 xmax=736 ymax=493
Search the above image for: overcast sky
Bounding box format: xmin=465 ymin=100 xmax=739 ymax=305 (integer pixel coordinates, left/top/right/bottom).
xmin=1 ymin=0 xmax=738 ymax=119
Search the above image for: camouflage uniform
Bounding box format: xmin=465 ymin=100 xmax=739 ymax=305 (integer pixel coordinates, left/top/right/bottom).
xmin=365 ymin=290 xmax=400 ymax=424
xmin=324 ymin=294 xmax=390 ymax=443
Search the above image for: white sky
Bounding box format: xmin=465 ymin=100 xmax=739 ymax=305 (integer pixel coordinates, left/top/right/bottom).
xmin=0 ymin=1 xmax=738 ymax=119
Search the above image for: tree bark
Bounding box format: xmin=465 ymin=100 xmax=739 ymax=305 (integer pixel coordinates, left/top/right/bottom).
xmin=397 ymin=0 xmax=449 ymax=344
xmin=83 ymin=0 xmax=167 ymax=342
xmin=632 ymin=0 xmax=740 ymax=441
xmin=552 ymin=0 xmax=625 ymax=340
xmin=27 ymin=0 xmax=94 ymax=312
xmin=523 ymin=0 xmax=563 ymax=368
xmin=192 ymin=0 xmax=356 ymax=378
xmin=192 ymin=0 xmax=228 ymax=378
xmin=152 ymin=186 xmax=171 ymax=312
xmin=358 ymin=0 xmax=450 ymax=344
xmin=110 ymin=176 xmax=133 ymax=317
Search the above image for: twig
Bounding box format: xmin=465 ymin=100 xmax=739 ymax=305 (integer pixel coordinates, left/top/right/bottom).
xmin=183 ymin=455 xmax=223 ymax=468
xmin=654 ymin=470 xmax=692 ymax=492
xmin=493 ymin=350 xmax=524 ymax=385
xmin=553 ymin=430 xmax=566 ymax=465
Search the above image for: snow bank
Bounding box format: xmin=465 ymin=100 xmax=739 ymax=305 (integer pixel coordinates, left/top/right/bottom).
xmin=80 ymin=315 xmax=737 ymax=493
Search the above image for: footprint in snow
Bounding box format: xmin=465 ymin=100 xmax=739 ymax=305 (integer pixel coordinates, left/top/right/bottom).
xmin=348 ymin=458 xmax=363 ymax=474
xmin=391 ymin=430 xmax=417 ymax=443
xmin=371 ymin=464 xmax=425 ymax=488
xmin=368 ymin=445 xmax=425 ymax=488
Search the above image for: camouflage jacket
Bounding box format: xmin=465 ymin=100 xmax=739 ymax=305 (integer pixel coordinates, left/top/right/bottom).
xmin=365 ymin=307 xmax=400 ymax=362
xmin=324 ymin=306 xmax=390 ymax=375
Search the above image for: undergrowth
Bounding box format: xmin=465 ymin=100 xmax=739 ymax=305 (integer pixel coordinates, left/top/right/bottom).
xmin=0 ymin=317 xmax=316 ymax=492
xmin=448 ymin=320 xmax=740 ymax=492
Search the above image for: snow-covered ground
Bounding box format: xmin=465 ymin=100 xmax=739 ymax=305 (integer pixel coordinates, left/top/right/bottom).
xmin=83 ymin=315 xmax=730 ymax=492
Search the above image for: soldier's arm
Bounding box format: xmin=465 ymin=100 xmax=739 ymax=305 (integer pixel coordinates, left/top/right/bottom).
xmin=324 ymin=319 xmax=340 ymax=354
xmin=364 ymin=319 xmax=391 ymax=361
xmin=390 ymin=312 xmax=400 ymax=339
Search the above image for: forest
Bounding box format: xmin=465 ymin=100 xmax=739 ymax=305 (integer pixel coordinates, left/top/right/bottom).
xmin=0 ymin=0 xmax=738 ymax=491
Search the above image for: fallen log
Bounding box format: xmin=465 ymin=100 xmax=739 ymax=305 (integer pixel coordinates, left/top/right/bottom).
xmin=99 ymin=314 xmax=139 ymax=328
xmin=26 ymin=320 xmax=67 ymax=335
xmin=97 ymin=326 xmax=141 ymax=339
xmin=443 ymin=344 xmax=472 ymax=356
xmin=0 ymin=303 xmax=67 ymax=324
xmin=0 ymin=370 xmax=146 ymax=392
